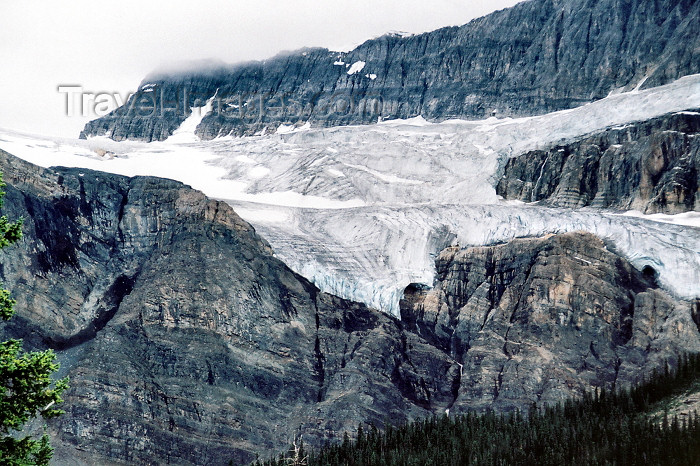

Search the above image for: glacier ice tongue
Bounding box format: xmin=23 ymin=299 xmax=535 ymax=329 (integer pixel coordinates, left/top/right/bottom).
xmin=234 ymin=203 xmax=700 ymax=317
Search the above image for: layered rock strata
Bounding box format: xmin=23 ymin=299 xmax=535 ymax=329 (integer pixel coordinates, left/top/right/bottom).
xmin=498 ymin=109 xmax=700 ymax=213
xmin=82 ymin=0 xmax=700 ymax=140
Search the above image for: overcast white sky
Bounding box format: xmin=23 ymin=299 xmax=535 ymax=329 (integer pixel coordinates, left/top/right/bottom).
xmin=0 ymin=0 xmax=522 ymax=138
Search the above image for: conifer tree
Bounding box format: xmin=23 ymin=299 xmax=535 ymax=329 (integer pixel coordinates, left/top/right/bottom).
xmin=0 ymin=173 xmax=68 ymax=465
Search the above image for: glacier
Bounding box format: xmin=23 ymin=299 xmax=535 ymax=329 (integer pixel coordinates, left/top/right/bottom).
xmin=232 ymin=202 xmax=700 ymax=315
xmin=1 ymin=74 xmax=699 ymax=316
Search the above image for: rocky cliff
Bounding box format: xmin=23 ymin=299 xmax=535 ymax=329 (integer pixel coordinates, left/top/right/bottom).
xmin=400 ymin=233 xmax=700 ymax=412
xmin=497 ymin=109 xmax=700 ymax=213
xmin=0 ymin=149 xmax=462 ymax=464
xmin=0 ymin=149 xmax=698 ymax=464
xmin=82 ymin=0 xmax=700 ymax=141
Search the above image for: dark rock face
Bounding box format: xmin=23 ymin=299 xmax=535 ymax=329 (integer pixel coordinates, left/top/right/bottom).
xmin=497 ymin=110 xmax=700 ymax=213
xmin=82 ymin=0 xmax=700 ymax=141
xmin=0 ymin=150 xmax=458 ymax=465
xmin=400 ymin=233 xmax=700 ymax=412
xmin=1 ymin=149 xmax=698 ymax=464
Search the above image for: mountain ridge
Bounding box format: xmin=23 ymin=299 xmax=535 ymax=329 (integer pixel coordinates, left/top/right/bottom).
xmin=82 ymin=0 xmax=700 ymax=141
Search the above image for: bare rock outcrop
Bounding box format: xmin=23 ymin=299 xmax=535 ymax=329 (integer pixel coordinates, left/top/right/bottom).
xmin=0 ymin=150 xmax=457 ymax=464
xmin=400 ymin=232 xmax=700 ymax=412
xmin=82 ymin=0 xmax=700 ymax=141
xmin=497 ymin=110 xmax=700 ymax=213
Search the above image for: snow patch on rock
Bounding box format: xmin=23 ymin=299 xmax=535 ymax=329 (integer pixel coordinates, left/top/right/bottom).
xmin=347 ymin=61 xmax=366 ymax=75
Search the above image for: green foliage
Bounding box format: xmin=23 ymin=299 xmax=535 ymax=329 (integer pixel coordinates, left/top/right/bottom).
xmin=253 ymin=353 xmax=700 ymax=466
xmin=0 ymin=431 xmax=53 ymax=466
xmin=0 ymin=175 xmax=23 ymax=251
xmin=0 ymin=288 xmax=16 ymax=321
xmin=0 ymin=172 xmax=67 ymax=465
xmin=0 ymin=174 xmax=22 ymax=320
xmin=0 ymin=340 xmax=69 ymax=429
